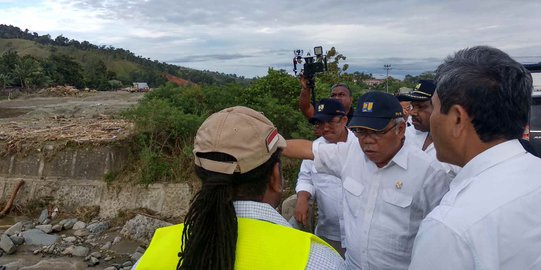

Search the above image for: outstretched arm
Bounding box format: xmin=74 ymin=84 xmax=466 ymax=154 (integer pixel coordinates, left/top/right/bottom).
xmin=282 ymin=139 xmax=314 ymax=160
xmin=299 ymin=75 xmax=315 ymax=119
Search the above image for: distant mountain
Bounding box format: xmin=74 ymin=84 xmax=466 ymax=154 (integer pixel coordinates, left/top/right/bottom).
xmin=0 ymin=24 xmax=249 ymax=89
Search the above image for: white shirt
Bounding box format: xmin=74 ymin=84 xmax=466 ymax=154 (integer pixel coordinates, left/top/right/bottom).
xmin=296 ymin=130 xmax=356 ymax=242
xmin=406 ymin=126 xmax=460 ymax=177
xmin=313 ymin=139 xmax=450 ymax=270
xmin=409 ymin=140 xmax=541 ymax=270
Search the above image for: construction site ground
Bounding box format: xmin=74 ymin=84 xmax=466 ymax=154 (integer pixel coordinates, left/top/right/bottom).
xmin=0 ymin=90 xmax=143 ymax=150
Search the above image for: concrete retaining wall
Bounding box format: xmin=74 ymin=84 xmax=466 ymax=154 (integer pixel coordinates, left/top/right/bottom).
xmin=0 ymin=143 xmax=192 ymax=218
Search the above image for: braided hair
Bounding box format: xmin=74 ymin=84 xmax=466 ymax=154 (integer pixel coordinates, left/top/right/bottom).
xmin=177 ymin=150 xmax=281 ymax=270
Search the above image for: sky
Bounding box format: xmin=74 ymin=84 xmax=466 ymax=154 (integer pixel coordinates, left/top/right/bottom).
xmin=1 ymin=0 xmax=540 ymax=79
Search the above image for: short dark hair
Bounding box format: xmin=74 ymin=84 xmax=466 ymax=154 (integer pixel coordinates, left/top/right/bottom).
xmin=331 ymin=83 xmax=352 ymax=96
xmin=435 ymin=46 xmax=533 ymax=142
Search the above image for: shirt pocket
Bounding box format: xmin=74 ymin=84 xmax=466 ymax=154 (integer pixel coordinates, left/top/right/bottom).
xmin=379 ymin=189 xmax=414 ymax=233
xmin=343 ymin=177 xmax=364 ymax=217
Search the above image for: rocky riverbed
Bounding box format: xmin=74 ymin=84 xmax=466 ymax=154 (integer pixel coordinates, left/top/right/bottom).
xmin=0 ymin=210 xmax=171 ymax=270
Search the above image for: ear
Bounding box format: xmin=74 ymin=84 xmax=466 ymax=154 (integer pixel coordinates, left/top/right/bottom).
xmin=268 ymin=163 xmax=282 ymax=193
xmin=397 ymin=121 xmax=406 ymax=136
xmin=448 ymin=104 xmax=470 ymax=137
xmin=340 ymin=116 xmax=348 ymax=125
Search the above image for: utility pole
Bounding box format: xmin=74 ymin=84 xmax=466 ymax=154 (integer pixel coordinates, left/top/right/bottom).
xmin=383 ymin=64 xmax=392 ymax=93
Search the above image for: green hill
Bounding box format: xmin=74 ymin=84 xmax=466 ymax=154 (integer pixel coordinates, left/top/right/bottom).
xmin=0 ymin=24 xmax=248 ymax=90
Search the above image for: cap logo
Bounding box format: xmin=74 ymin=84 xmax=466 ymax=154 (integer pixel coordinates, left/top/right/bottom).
xmin=362 ymin=102 xmax=374 ymax=112
xmin=266 ymin=128 xmax=279 ymax=152
xmin=318 ymin=104 xmax=325 ymax=112
xmin=415 ymin=83 xmax=421 ymax=90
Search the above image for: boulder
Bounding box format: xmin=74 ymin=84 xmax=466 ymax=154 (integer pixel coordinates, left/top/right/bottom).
xmin=120 ymin=214 xmax=172 ymax=245
xmin=38 ymin=209 xmax=49 ymax=224
xmin=21 ymin=229 xmax=59 ymax=246
xmin=87 ymin=221 xmax=109 ymax=235
xmin=72 ymin=221 xmax=86 ymax=230
xmin=0 ymin=234 xmax=17 ymax=254
xmin=35 ymin=224 xmax=53 ymax=234
xmin=4 ymin=222 xmax=23 ymax=236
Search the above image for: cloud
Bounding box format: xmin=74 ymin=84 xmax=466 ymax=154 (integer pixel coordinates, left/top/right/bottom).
xmin=168 ymin=53 xmax=254 ymax=63
xmin=1 ymin=0 xmax=540 ymax=78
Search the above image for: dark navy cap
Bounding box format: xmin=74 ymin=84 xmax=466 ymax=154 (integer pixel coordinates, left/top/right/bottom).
xmin=397 ymin=80 xmax=436 ymax=102
xmin=309 ymin=98 xmax=346 ymax=124
xmin=348 ymin=91 xmax=403 ymax=131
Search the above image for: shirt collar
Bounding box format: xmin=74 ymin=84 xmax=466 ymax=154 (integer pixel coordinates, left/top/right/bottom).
xmin=233 ymin=200 xmax=291 ymax=227
xmin=391 ymin=143 xmax=409 ymax=170
xmin=364 ymin=142 xmax=408 ymax=171
xmin=450 ymin=139 xmax=526 ymax=191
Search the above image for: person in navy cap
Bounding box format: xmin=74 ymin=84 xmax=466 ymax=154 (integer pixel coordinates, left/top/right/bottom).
xmin=295 ymin=99 xmax=356 ymax=257
xmin=397 ymin=80 xmax=460 ymax=177
xmin=283 ymin=91 xmax=450 ymax=270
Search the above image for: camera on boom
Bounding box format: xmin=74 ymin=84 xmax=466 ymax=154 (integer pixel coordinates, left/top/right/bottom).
xmin=293 ymin=46 xmax=328 ymax=107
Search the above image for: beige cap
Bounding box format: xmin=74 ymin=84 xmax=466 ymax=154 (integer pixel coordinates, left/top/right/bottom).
xmin=193 ymin=106 xmax=287 ymax=174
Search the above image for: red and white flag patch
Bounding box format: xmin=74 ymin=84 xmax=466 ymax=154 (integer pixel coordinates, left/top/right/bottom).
xmin=266 ymin=129 xmax=279 ymax=152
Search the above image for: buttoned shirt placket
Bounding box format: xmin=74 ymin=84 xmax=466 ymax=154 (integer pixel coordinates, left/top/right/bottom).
xmin=360 ymin=166 xmax=383 ymax=270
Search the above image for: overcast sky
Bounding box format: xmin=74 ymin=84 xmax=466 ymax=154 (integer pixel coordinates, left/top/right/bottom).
xmin=1 ymin=0 xmax=540 ymax=78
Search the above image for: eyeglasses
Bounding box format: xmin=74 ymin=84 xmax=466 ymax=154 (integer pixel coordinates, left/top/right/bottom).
xmin=313 ymin=117 xmax=342 ymax=129
xmin=350 ymin=123 xmax=398 ymax=139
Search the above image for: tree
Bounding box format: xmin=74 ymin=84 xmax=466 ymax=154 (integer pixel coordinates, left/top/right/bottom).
xmin=13 ymin=56 xmax=48 ymax=89
xmin=0 ymin=74 xmax=13 ymax=89
xmin=45 ymin=54 xmax=84 ymax=88
xmin=318 ymin=47 xmax=349 ymax=84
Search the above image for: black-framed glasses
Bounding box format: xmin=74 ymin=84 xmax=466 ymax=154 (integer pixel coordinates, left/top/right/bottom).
xmin=350 ymin=123 xmax=398 ymax=139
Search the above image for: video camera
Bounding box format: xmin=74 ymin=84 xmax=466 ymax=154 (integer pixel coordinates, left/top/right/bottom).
xmin=293 ymin=46 xmax=328 ymax=107
xmin=293 ymin=46 xmax=328 ymax=79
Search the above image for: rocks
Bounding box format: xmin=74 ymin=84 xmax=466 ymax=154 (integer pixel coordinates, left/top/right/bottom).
xmin=70 ymin=245 xmax=89 ymax=257
xmin=120 ymin=214 xmax=172 ymax=245
xmin=112 ymin=236 xmax=122 ymax=245
xmin=52 ymin=224 xmax=63 ymax=232
xmin=35 ymin=224 xmax=53 ymax=234
xmin=87 ymin=221 xmax=109 ymax=235
xmin=87 ymin=256 xmax=99 ymax=267
xmin=9 ymin=234 xmax=25 ymax=246
xmin=64 ymin=236 xmax=77 ymax=243
xmin=21 ymin=229 xmax=59 ymax=246
xmin=62 ymin=219 xmax=78 ymax=230
xmin=90 ymin=251 xmax=102 ymax=258
xmin=0 ymin=234 xmax=17 ymax=254
xmin=100 ymin=241 xmax=111 ymax=250
xmin=72 ymin=221 xmax=87 ymax=230
xmin=38 ymin=209 xmax=49 ymax=224
xmin=4 ymin=222 xmax=23 ymax=236
xmin=73 ymin=229 xmax=90 ymax=237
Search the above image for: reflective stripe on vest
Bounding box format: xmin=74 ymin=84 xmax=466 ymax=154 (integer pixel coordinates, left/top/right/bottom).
xmin=136 ymin=217 xmax=335 ymax=270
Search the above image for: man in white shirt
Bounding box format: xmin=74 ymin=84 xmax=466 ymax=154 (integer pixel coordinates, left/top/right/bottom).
xmin=295 ymin=99 xmax=355 ymax=257
xmin=398 ymin=80 xmax=460 ymax=177
xmin=409 ymin=46 xmax=541 ymax=270
xmin=284 ymin=91 xmax=450 ymax=270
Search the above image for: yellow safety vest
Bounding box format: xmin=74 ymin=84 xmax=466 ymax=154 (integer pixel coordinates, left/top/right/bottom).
xmin=136 ymin=217 xmax=335 ymax=270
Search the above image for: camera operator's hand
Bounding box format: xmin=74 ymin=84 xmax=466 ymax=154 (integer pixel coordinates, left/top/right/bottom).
xmin=298 ymin=74 xmax=315 ymax=119
xmin=300 ymin=74 xmax=310 ymax=92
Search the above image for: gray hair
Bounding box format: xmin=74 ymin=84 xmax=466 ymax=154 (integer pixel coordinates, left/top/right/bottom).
xmin=435 ymin=46 xmax=532 ymax=142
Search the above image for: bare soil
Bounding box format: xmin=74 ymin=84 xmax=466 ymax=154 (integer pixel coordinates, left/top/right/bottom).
xmin=0 ymin=91 xmax=144 ymax=154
